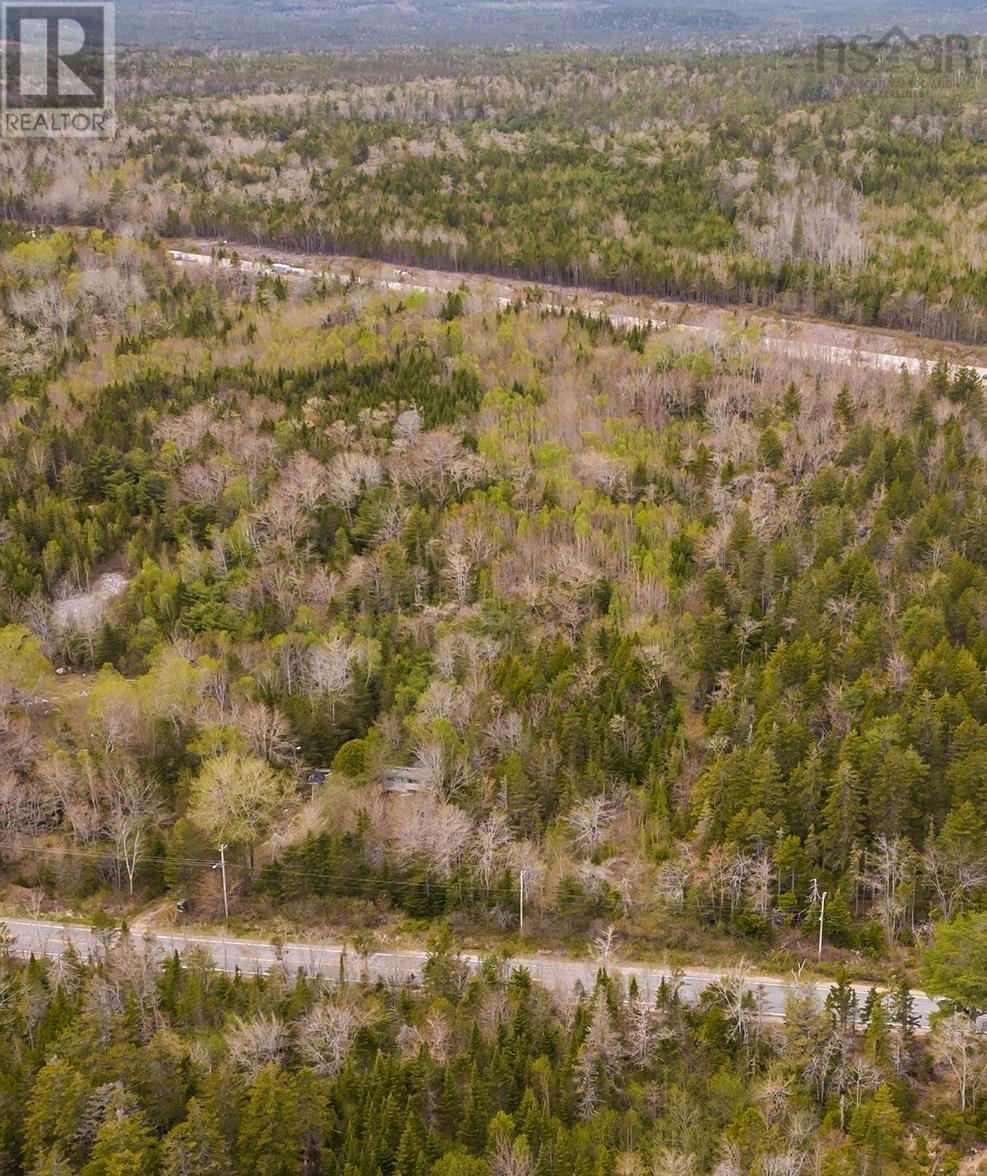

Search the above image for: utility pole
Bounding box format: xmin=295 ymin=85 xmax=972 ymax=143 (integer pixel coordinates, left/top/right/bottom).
xmin=817 ymin=890 xmax=827 ymax=961
xmin=519 ymin=870 xmax=525 ymax=934
xmin=212 ymin=844 xmax=229 ymax=922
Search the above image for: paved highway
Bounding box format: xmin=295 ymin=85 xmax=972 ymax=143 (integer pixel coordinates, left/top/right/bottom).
xmin=168 ymin=247 xmax=987 ymax=384
xmin=2 ymin=916 xmax=940 ymax=1028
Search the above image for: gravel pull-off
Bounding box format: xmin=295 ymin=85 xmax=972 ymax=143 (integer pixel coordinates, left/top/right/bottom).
xmin=53 ymin=573 xmax=129 ymax=631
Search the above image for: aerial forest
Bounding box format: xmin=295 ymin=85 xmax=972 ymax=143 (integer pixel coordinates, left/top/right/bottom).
xmin=0 ymin=41 xmax=985 ymax=1176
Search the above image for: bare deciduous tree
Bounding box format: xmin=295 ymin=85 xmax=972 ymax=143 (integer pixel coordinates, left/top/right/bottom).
xmin=391 ymin=793 xmax=473 ymax=879
xmin=492 ymin=1134 xmax=536 ymax=1176
xmin=567 ymin=790 xmax=622 ymax=857
xmin=227 ymin=701 xmax=296 ymax=766
xmin=864 ymin=836 xmax=915 ymax=946
xmin=326 ymin=451 xmax=383 ymax=522
xmin=590 ymin=923 xmax=618 ymax=973
xmin=304 ymin=636 xmax=354 ymax=724
xmin=624 ymin=991 xmax=675 ymax=1068
xmin=706 ymin=960 xmax=764 ymax=1056
xmin=105 ymin=766 xmax=161 ymax=895
xmin=923 ymin=834 xmax=987 ymax=921
xmin=297 ymin=1001 xmax=367 ymax=1078
xmin=470 ymin=812 xmax=512 ymax=894
xmin=9 ymin=279 xmax=76 ymax=345
xmin=576 ymin=989 xmax=623 ymax=1118
xmin=227 ymin=1013 xmax=288 ymax=1080
xmin=929 ymin=1013 xmax=987 ymax=1112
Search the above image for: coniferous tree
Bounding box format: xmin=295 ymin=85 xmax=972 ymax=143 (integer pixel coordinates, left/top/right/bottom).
xmin=161 ymin=1099 xmax=233 ymax=1176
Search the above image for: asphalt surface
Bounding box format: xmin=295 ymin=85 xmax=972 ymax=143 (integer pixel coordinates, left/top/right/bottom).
xmin=3 ymin=916 xmax=940 ymax=1028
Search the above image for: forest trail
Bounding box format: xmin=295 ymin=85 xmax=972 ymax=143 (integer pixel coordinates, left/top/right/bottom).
xmin=169 ymin=242 xmax=987 ymax=384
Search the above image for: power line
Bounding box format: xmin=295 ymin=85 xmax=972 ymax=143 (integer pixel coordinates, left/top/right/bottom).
xmin=1 ymin=837 xmax=505 ymax=895
xmin=1 ymin=837 xmax=814 ymax=920
xmin=1 ymin=839 xmax=881 ymax=925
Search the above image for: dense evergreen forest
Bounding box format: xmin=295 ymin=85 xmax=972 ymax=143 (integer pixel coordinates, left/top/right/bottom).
xmin=0 ymin=40 xmax=986 ymax=1175
xmin=0 ymin=931 xmax=977 ymax=1176
xmin=0 ymin=46 xmax=984 ymax=341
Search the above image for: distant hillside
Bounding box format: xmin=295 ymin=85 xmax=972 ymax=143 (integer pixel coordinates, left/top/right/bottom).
xmin=116 ymin=0 xmax=986 ymax=49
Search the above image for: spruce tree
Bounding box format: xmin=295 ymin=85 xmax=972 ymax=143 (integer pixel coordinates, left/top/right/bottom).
xmin=161 ymin=1099 xmax=232 ymax=1176
xmin=825 ymin=969 xmax=858 ymax=1034
xmin=236 ymin=1065 xmax=306 ymax=1176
